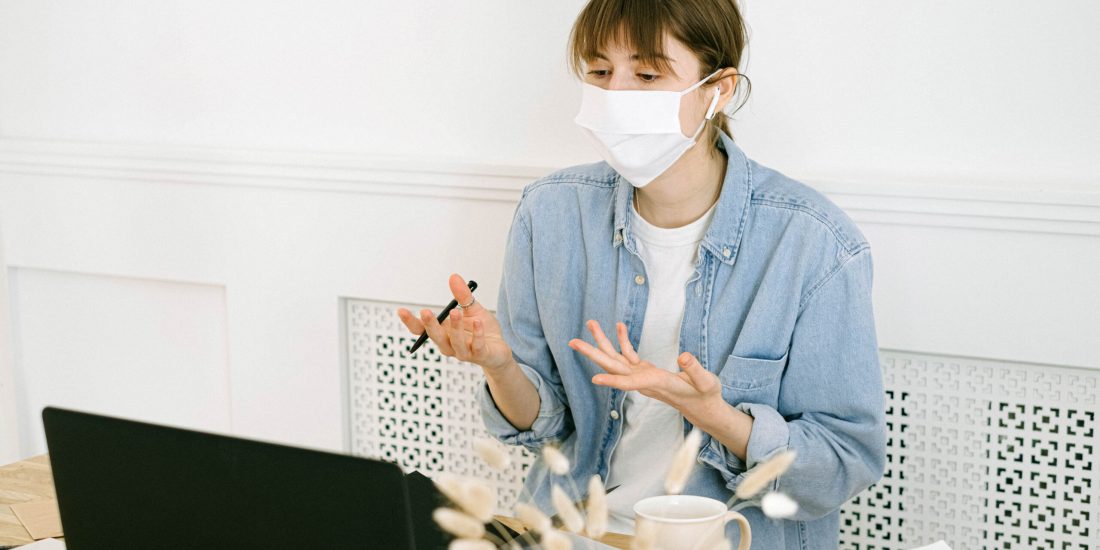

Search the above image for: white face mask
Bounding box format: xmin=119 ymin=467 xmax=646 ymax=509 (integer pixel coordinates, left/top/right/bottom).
xmin=574 ymin=68 xmax=723 ymax=188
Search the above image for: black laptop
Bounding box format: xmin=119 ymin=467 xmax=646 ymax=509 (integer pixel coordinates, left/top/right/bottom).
xmin=41 ymin=407 xmax=451 ymax=550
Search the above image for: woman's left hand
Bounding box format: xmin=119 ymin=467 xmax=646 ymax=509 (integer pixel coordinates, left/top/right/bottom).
xmin=568 ymin=320 xmax=726 ymax=420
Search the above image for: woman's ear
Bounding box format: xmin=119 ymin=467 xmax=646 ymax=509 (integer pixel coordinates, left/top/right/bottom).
xmin=715 ymin=68 xmax=739 ymax=112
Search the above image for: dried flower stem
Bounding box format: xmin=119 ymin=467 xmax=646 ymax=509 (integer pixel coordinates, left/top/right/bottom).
xmin=665 ymin=429 xmax=703 ymax=495
xmin=493 ymin=517 xmax=540 ymax=549
xmin=542 ymin=445 xmax=570 ymax=476
xmin=537 ymin=444 xmax=593 ymax=534
xmin=734 ymin=450 xmax=796 ymax=500
xmin=473 ymin=437 xmax=512 ymax=470
xmin=584 ymin=474 xmax=608 ymax=539
xmin=433 ymin=507 xmax=486 ymax=539
xmin=551 ymin=484 xmax=585 ymax=533
xmin=488 ymin=518 xmax=533 ymax=549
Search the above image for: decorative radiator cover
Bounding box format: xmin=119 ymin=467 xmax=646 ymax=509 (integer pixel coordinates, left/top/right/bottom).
xmin=345 ymin=298 xmax=1098 ymax=549
xmin=840 ymin=354 xmax=1098 ymax=550
xmin=345 ymin=300 xmax=536 ymax=512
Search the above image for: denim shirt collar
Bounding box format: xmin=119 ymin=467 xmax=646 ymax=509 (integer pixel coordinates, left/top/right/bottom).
xmin=611 ymin=128 xmax=752 ymax=266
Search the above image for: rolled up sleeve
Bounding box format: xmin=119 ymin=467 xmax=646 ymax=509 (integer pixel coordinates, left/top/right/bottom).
xmin=701 ymin=248 xmax=887 ymax=518
xmin=477 ymin=361 xmax=569 ymax=450
xmin=477 ymin=198 xmax=573 ymax=451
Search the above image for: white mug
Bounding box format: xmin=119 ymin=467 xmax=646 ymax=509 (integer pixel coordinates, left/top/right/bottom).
xmin=633 ymin=495 xmax=751 ymax=550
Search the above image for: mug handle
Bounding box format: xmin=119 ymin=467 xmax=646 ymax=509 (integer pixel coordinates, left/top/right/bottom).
xmin=722 ymin=510 xmax=752 ymax=550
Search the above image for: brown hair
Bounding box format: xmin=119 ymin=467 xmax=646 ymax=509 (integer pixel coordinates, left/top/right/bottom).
xmin=567 ymin=0 xmax=751 ymax=147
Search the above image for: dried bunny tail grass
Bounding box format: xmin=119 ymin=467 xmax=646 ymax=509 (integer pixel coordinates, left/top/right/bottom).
xmin=761 ymin=491 xmax=799 ymax=519
xmin=515 ymin=502 xmax=552 ymax=535
xmin=540 ymin=529 xmax=572 ymax=550
xmin=463 ymin=479 xmax=496 ymax=523
xmin=447 ymin=539 xmax=496 ymax=550
xmin=433 ymin=473 xmax=495 ymax=523
xmin=473 ymin=437 xmax=511 ymax=470
xmin=542 ymin=445 xmax=571 ymax=476
xmin=734 ymin=449 xmax=797 ymax=500
xmin=551 ymin=484 xmax=585 ymax=533
xmin=631 ymin=519 xmax=657 ymax=550
xmin=664 ymin=428 xmax=703 ymax=495
xmin=585 ymin=474 xmax=608 ymax=539
xmin=434 ymin=473 xmax=465 ymax=505
xmin=432 ymin=508 xmax=486 ymax=539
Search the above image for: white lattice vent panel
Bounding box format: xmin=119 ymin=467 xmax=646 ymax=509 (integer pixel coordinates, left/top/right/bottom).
xmin=345 ymin=301 xmax=1098 ymax=547
xmin=345 ymin=299 xmax=535 ymax=513
xmin=840 ymin=352 xmax=1099 ymax=550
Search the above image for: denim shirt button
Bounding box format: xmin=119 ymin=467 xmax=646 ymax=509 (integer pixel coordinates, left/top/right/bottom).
xmin=613 ymin=232 xmax=622 ymax=245
xmin=722 ymin=247 xmax=732 ymax=258
xmin=634 ymin=275 xmax=646 ymax=285
xmin=609 ymin=410 xmax=620 ymax=420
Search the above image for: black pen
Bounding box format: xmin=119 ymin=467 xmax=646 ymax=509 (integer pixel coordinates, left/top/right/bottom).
xmin=408 ymin=280 xmax=477 ymax=354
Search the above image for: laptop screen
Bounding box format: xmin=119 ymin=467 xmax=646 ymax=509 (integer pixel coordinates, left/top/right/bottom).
xmin=42 ymin=407 xmax=417 ymax=550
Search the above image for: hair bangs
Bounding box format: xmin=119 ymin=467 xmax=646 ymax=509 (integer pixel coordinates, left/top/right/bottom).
xmin=568 ymin=0 xmax=677 ymax=78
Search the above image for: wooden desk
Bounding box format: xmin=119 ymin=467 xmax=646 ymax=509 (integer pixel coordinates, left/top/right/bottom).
xmin=495 ymin=515 xmax=631 ymax=549
xmin=0 ymin=455 xmax=55 ymax=546
xmin=0 ymin=455 xmax=630 ymax=549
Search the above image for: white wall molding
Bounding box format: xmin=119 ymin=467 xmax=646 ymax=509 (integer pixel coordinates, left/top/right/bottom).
xmin=2 ymin=138 xmax=1099 ymax=236
xmin=0 ymin=138 xmax=539 ymax=204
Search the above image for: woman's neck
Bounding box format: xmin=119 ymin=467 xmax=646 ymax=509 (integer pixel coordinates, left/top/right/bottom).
xmin=633 ymin=139 xmax=727 ymax=229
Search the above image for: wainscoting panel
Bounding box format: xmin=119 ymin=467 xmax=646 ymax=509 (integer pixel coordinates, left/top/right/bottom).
xmin=7 ymin=267 xmax=232 ymax=455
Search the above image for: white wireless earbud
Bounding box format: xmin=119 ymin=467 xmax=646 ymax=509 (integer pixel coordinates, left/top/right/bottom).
xmin=704 ymin=86 xmax=721 ymax=120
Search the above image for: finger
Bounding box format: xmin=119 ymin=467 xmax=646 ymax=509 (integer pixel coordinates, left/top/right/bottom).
xmin=591 ymin=373 xmax=645 ymax=392
xmin=446 ymin=309 xmax=474 ymax=359
xmin=616 ymin=322 xmax=640 ymax=364
xmin=470 ymin=319 xmax=487 ymax=357
xmin=448 ymin=273 xmax=485 ymax=315
xmin=396 ymin=308 xmax=425 ymax=336
xmin=586 ymin=320 xmax=621 ymax=359
xmin=569 ymin=338 xmax=631 ymax=375
xmin=420 ymin=308 xmax=456 ymax=355
xmin=677 ymin=352 xmax=710 ymax=389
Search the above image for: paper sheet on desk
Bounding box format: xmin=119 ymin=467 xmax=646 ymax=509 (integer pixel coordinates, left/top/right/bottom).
xmin=10 ymin=539 xmax=64 ymax=549
xmin=9 ymin=499 xmax=63 ymax=540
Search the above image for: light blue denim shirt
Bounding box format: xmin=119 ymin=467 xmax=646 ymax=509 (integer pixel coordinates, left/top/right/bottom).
xmin=478 ymin=128 xmax=886 ymax=549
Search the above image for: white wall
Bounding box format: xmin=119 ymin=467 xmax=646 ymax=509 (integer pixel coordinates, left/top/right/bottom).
xmin=739 ymin=0 xmax=1100 ymax=187
xmin=0 ymin=0 xmax=1098 ymax=458
xmin=0 ymin=221 xmax=18 ymax=463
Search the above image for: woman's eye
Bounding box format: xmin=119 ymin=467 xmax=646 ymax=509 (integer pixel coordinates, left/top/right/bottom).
xmin=585 ymin=70 xmax=659 ymax=83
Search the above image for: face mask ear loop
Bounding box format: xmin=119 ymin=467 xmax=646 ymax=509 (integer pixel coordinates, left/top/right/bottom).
xmin=681 ymin=68 xmax=726 ymax=95
xmin=689 ymin=87 xmax=722 ymax=142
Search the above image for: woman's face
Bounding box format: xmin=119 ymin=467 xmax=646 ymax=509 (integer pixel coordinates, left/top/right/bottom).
xmin=583 ymin=32 xmax=726 ymax=138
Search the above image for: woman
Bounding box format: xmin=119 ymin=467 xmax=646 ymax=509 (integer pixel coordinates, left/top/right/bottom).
xmin=397 ymin=0 xmax=886 ymax=547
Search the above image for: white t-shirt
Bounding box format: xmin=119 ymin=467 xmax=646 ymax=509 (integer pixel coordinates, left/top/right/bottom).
xmin=603 ymin=197 xmax=717 ymax=534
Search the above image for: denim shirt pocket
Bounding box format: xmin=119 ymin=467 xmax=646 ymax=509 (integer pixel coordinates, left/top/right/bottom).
xmin=718 ymin=350 xmax=789 ymax=406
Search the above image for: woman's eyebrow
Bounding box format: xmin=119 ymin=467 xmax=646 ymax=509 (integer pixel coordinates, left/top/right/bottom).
xmin=593 ymin=53 xmax=677 ymax=63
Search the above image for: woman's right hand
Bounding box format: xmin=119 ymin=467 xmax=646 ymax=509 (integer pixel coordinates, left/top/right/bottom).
xmin=396 ymin=273 xmax=515 ymax=376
